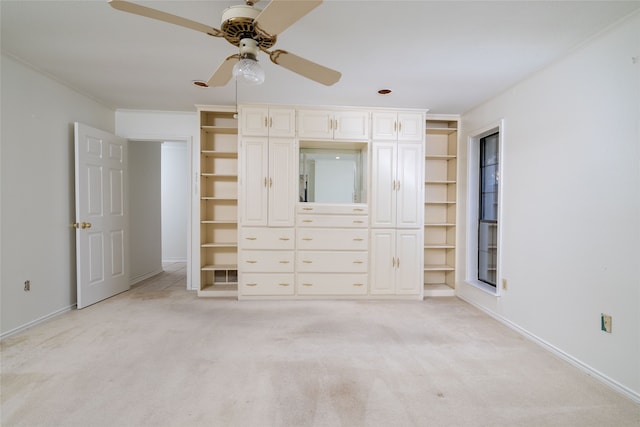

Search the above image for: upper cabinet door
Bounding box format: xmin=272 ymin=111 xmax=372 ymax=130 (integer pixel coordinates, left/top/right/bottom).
xmin=297 ymin=110 xmax=333 ymax=139
xmin=371 ymin=141 xmax=397 ymax=228
xmin=333 ymin=111 xmax=369 ymax=140
xmin=298 ymin=109 xmax=369 ymax=140
xmin=396 ymin=143 xmax=424 ymax=228
xmin=397 ymin=113 xmax=424 ymax=142
xmin=241 ymin=107 xmax=268 ymax=136
xmin=241 ymin=107 xmax=296 ymax=137
xmin=268 ymin=108 xmax=296 ymax=138
xmin=371 ymin=112 xmax=398 ymax=140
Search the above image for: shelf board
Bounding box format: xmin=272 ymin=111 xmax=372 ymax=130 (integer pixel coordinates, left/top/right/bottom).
xmin=200 ymin=126 xmax=237 ymax=134
xmin=425 ymin=223 xmax=456 ymax=227
xmin=201 ymin=150 xmax=238 ymax=158
xmin=201 ymin=220 xmax=237 ymax=224
xmin=425 ymin=201 xmax=456 ymax=205
xmin=201 ymin=264 xmax=237 ymax=271
xmin=424 ymin=283 xmax=455 ymax=297
xmin=425 ymin=264 xmax=455 ymax=271
xmin=424 ymin=244 xmax=455 ymax=249
xmin=201 ymin=243 xmax=238 ymax=248
xmin=425 ymin=180 xmax=456 ymax=184
xmin=426 ymin=127 xmax=458 ymax=135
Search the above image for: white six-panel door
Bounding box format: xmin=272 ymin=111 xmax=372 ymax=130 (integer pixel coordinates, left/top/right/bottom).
xmin=74 ymin=123 xmax=129 ymax=309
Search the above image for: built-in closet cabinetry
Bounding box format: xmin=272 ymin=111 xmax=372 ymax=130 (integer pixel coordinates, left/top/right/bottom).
xmin=296 ymin=204 xmax=368 ymax=296
xmin=423 ymin=115 xmax=459 ymax=297
xmin=298 ymin=109 xmax=369 ymax=140
xmin=197 ymin=106 xmax=239 ymax=297
xmin=237 ymin=106 xmax=296 ymax=297
xmin=370 ymin=111 xmax=424 ymax=296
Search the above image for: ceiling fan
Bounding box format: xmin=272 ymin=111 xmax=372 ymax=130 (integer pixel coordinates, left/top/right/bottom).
xmin=108 ymin=0 xmax=341 ymax=86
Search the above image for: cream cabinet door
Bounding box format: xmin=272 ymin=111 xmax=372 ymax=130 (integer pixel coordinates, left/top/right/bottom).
xmin=397 ymin=113 xmax=424 ymax=142
xmin=240 ymin=137 xmax=269 ymax=226
xmin=396 ymin=142 xmax=424 ymax=228
xmin=297 ymin=110 xmax=333 ymax=139
xmin=268 ymin=108 xmax=296 ymax=137
xmin=371 ymin=142 xmax=397 ymax=227
xmin=370 ymin=229 xmax=422 ymax=295
xmin=372 ymin=112 xmax=398 ymax=140
xmin=268 ymin=138 xmax=296 ymax=226
xmin=333 ymin=110 xmax=369 ymax=140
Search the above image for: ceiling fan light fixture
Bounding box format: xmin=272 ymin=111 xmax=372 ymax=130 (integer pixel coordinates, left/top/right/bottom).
xmin=233 ymin=38 xmax=265 ymax=85
xmin=233 ymin=56 xmax=265 ymax=85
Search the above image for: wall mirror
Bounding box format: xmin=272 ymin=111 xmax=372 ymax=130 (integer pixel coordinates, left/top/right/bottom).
xmin=299 ymin=145 xmax=367 ymax=204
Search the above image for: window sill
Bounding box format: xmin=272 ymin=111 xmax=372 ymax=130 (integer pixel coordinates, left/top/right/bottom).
xmin=465 ymin=279 xmax=500 ymax=296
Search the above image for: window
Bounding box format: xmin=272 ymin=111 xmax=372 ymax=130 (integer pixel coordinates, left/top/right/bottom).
xmin=478 ymin=133 xmax=499 ymax=286
xmin=466 ymin=120 xmax=502 ymax=295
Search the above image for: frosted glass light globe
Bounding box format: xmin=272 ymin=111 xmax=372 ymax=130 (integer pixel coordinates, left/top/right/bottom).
xmin=233 ymin=58 xmax=265 ymax=85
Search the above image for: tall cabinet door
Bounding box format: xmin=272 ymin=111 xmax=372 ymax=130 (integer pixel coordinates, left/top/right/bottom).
xmin=370 ymin=229 xmax=395 ymax=295
xmin=240 ymin=137 xmax=268 ymax=226
xmin=371 ymin=142 xmax=397 ymax=227
xmin=268 ymin=138 xmax=295 ymax=226
xmin=396 ymin=229 xmax=422 ymax=294
xmin=396 ymin=143 xmax=423 ymax=228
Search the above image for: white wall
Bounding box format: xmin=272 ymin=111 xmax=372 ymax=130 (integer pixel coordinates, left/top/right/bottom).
xmin=1 ymin=55 xmax=115 ymax=336
xmin=129 ymin=141 xmax=162 ymax=283
xmin=161 ymin=141 xmax=188 ymax=262
xmin=458 ymin=12 xmax=640 ymax=399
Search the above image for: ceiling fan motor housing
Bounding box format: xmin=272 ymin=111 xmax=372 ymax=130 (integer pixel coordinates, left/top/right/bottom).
xmin=221 ymin=5 xmax=276 ymax=49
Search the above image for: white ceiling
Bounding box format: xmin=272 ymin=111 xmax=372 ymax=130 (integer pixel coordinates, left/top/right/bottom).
xmin=2 ymin=0 xmax=639 ymax=114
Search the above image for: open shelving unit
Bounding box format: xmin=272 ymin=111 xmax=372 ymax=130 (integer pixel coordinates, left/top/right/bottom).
xmin=424 ymin=116 xmax=459 ymax=297
xmin=198 ymin=108 xmax=239 ymax=297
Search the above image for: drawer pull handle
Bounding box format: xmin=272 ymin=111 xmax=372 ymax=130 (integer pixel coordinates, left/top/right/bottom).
xmin=353 ymin=220 xmax=363 ymax=224
xmin=246 ymin=260 xmax=257 ymax=264
xmin=353 ymin=238 xmax=363 ymax=241
xmin=245 ymin=237 xmax=257 ymax=240
xmin=353 ymin=283 xmax=364 ymax=287
xmin=279 ymin=260 xmax=290 ymax=264
xmin=302 ymin=238 xmax=313 ymax=241
xmin=302 ymin=219 xmax=313 ymax=223
xmin=246 ymin=283 xmax=257 ymax=287
xmin=302 ymin=260 xmax=312 ymax=263
xmin=302 ymin=207 xmax=313 ymax=211
xmin=353 ymin=208 xmax=364 ymax=212
xmin=353 ymin=260 xmax=364 ymax=264
xmin=279 ymin=237 xmax=290 ymax=241
xmin=302 ymin=283 xmax=313 ymax=287
xmin=279 ymin=283 xmax=290 ymax=287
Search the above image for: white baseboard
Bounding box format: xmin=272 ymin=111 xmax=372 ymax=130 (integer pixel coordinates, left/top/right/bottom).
xmin=457 ymin=294 xmax=640 ymax=404
xmin=129 ymin=268 xmax=164 ymax=286
xmin=1 ymin=304 xmax=76 ymax=340
xmin=162 ymin=258 xmax=187 ymax=263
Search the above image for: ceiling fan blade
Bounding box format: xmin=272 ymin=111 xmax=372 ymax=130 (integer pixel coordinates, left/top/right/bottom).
xmin=254 ymin=0 xmax=322 ymax=36
xmin=268 ymin=50 xmax=341 ymax=86
xmin=108 ymin=0 xmax=223 ymax=37
xmin=207 ymin=55 xmax=240 ymax=87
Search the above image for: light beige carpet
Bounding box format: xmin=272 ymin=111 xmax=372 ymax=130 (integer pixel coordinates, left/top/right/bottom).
xmin=2 ymin=263 xmax=639 ymax=426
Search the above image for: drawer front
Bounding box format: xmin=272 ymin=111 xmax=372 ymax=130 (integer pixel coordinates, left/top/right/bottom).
xmin=239 ymin=227 xmax=294 ymax=250
xmin=240 ymin=274 xmax=294 ymax=296
xmin=297 ymin=274 xmax=368 ymax=295
xmin=240 ymin=250 xmax=294 ymax=273
xmin=297 ymin=251 xmax=368 ymax=273
xmin=297 ymin=228 xmax=368 ymax=250
xmin=297 ymin=215 xmax=368 ymax=228
xmin=298 ymin=204 xmax=368 ymax=215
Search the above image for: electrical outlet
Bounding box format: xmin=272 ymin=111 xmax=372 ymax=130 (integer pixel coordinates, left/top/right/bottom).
xmin=601 ymin=314 xmax=612 ymax=333
xmin=24 ymin=280 xmax=30 ymax=292
xmin=501 ymin=278 xmax=508 ymax=290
